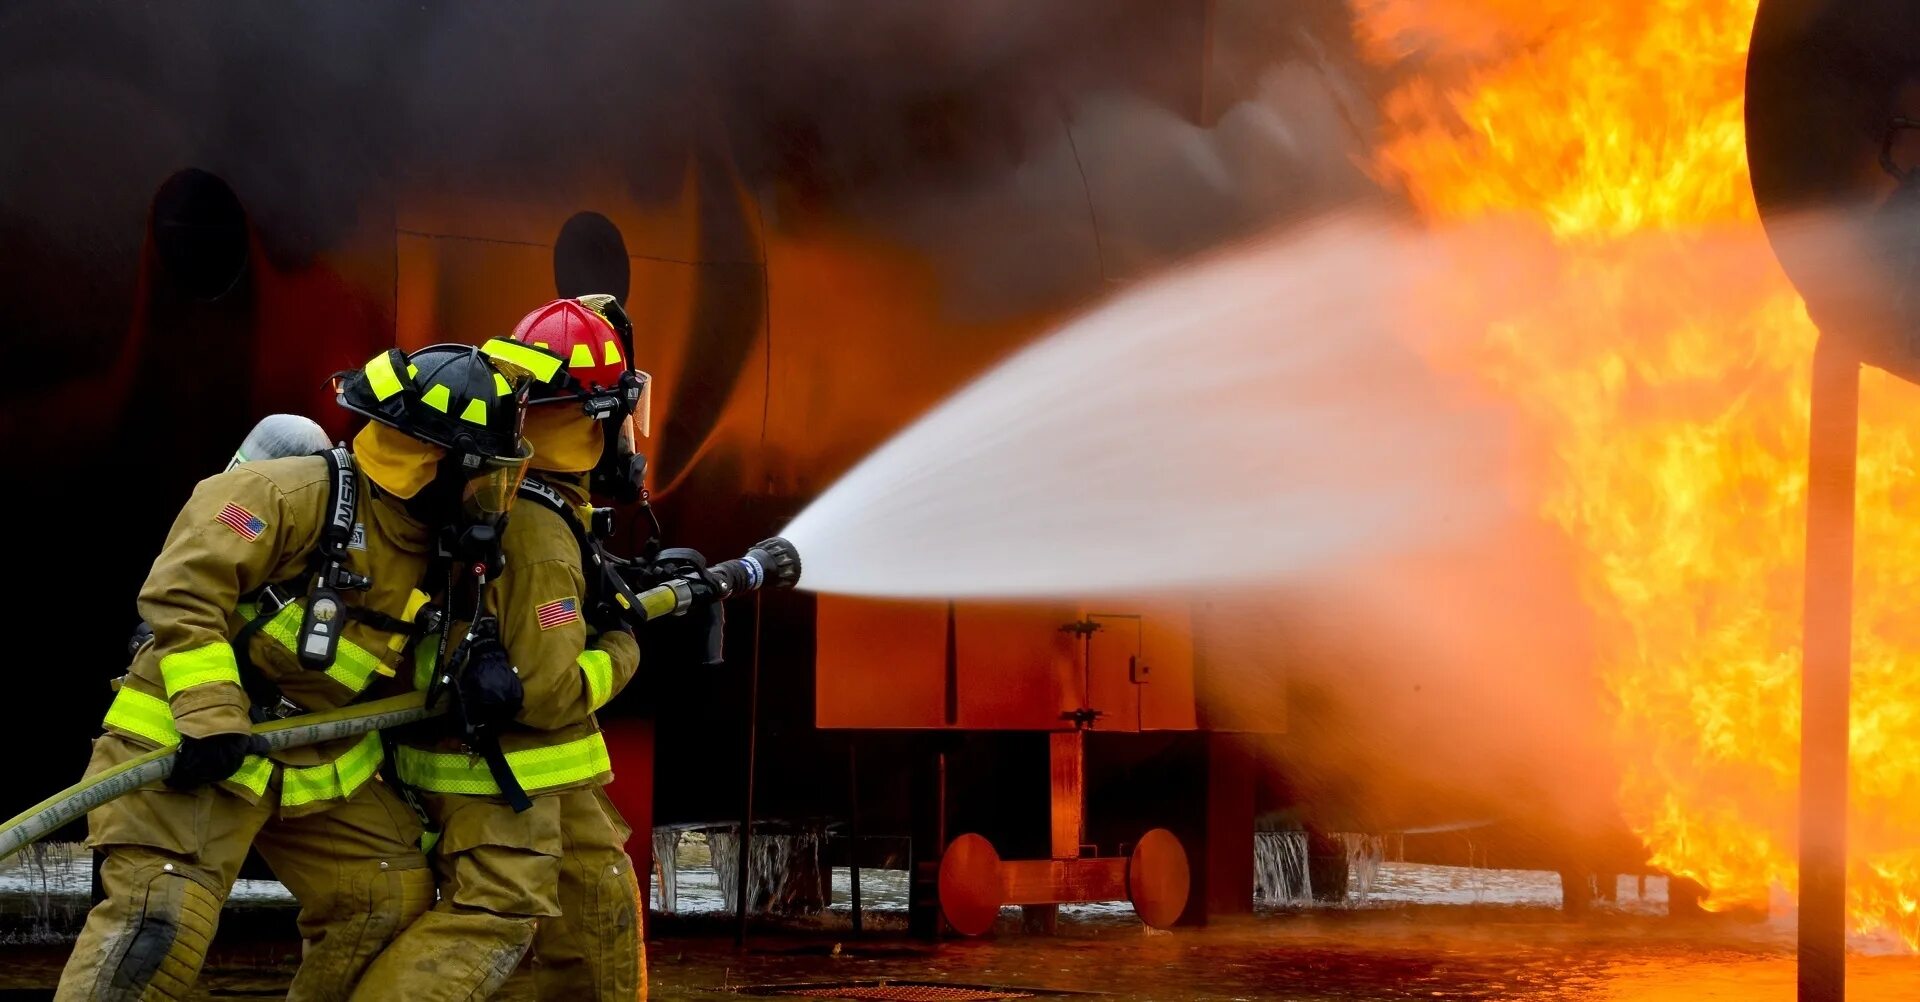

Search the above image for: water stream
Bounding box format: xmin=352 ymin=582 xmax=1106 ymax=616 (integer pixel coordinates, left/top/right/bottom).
xmin=782 ymin=215 xmax=1510 ymax=600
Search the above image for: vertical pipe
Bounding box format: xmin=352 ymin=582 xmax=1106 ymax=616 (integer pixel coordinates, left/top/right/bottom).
xmin=907 ymin=739 xmax=948 ymax=939
xmin=848 ymin=737 xmax=863 ymax=934
xmin=943 ymin=601 xmax=958 ymax=726
xmin=734 ymin=594 xmax=764 ymax=948
xmin=1049 ymin=731 xmax=1086 ymax=859
xmin=1799 ymin=333 xmax=1858 ymax=1002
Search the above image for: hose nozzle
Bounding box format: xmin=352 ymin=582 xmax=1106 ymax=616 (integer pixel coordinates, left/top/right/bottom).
xmin=708 ymin=536 xmax=803 ymax=598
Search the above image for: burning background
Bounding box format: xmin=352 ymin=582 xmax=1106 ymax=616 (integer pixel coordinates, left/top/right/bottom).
xmin=1352 ymin=0 xmax=1919 ymax=945
xmin=3 ymin=0 xmax=1917 ymax=948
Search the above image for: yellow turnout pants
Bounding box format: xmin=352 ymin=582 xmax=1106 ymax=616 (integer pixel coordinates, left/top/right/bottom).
xmin=55 ymin=732 xmax=431 ymax=1002
xmin=350 ymin=791 xmax=564 ymax=1001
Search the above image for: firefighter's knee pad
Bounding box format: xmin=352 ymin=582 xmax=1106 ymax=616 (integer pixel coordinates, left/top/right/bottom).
xmin=597 ymin=857 xmax=645 ymax=996
xmin=572 ymin=852 xmax=642 ymax=998
xmin=104 ymin=863 xmax=222 ymax=1001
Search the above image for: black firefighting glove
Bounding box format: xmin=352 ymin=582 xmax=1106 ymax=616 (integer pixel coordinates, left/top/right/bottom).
xmin=451 ymin=635 xmax=523 ymax=737
xmin=167 ymin=732 xmax=270 ymax=791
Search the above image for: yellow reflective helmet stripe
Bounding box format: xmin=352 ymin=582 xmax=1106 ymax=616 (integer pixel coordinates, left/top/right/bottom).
xmin=419 ymin=383 xmax=451 ymax=413
xmin=393 ymin=732 xmax=612 ymax=795
xmin=602 ymin=339 xmax=622 ymax=366
xmin=458 ymin=397 xmax=488 ymax=425
xmin=242 ymin=600 xmax=393 ymax=692
xmin=482 ymin=337 xmax=564 ymax=383
xmin=159 ymin=643 xmax=242 ymax=697
xmin=493 ymin=373 xmax=512 ymax=397
xmin=101 ymin=688 xmax=270 ymax=796
xmin=569 ymin=343 xmax=596 ymax=369
xmin=364 ymin=351 xmax=406 ymax=402
xmin=281 ymin=731 xmax=384 ymax=808
xmin=578 ymin=649 xmax=614 ymax=711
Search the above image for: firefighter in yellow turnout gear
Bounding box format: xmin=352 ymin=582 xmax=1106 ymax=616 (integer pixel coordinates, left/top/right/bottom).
xmin=356 ymin=300 xmax=649 ymax=1001
xmin=57 ymin=342 xmax=538 ymax=1002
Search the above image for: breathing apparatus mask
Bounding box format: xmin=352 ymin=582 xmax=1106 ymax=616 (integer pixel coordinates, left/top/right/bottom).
xmin=570 ymin=295 xmax=652 ymax=503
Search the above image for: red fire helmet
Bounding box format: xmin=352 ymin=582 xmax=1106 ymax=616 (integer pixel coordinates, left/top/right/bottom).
xmin=510 ymin=298 xmax=629 ymax=399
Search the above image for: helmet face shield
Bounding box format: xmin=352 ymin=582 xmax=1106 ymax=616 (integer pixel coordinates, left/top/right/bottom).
xmin=630 ymin=368 xmax=652 ymax=439
xmin=457 ymin=444 xmax=533 ymax=526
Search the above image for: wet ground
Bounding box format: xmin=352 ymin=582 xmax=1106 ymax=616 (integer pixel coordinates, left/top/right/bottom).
xmin=5 ymin=846 xmax=1916 ymax=999
xmin=4 ymin=905 xmax=1918 ymax=1000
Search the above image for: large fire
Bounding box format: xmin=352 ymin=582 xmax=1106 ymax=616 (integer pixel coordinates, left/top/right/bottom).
xmin=1354 ymin=0 xmax=1920 ymax=943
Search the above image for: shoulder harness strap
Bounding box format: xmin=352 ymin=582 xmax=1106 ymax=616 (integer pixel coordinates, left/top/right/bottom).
xmin=517 ymin=477 xmax=647 ymax=627
xmin=292 ymin=447 xmax=369 ymax=670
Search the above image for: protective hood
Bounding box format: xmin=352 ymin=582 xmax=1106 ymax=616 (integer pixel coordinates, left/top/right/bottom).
xmin=353 ymin=420 xmax=444 ymax=500
xmin=523 ymin=404 xmax=604 ymax=474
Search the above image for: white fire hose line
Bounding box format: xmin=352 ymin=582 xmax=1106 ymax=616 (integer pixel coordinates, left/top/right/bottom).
xmin=0 ymin=691 xmax=440 ymax=862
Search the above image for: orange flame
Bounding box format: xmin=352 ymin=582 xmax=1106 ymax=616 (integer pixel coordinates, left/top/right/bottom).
xmin=1355 ymin=0 xmax=1920 ymax=944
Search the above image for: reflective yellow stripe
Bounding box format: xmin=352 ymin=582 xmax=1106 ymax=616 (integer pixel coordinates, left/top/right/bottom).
xmin=413 ymin=634 xmax=441 ymax=691
xmin=493 ymin=373 xmax=512 ymax=397
xmin=281 ymin=731 xmax=384 ymax=808
xmin=229 ymin=755 xmax=273 ymax=797
xmin=394 ymin=732 xmax=611 ymax=795
xmin=103 ymin=687 xmax=179 ymax=747
xmin=327 ymin=638 xmax=394 ymax=686
xmin=569 ymin=343 xmax=595 ymax=369
xmin=246 ymin=600 xmax=391 ymax=692
xmin=603 ymin=339 xmax=621 ymax=366
xmin=482 ymin=337 xmax=564 ymax=383
xmin=159 ymin=643 xmax=241 ymax=697
xmin=458 ymin=397 xmax=488 ymax=425
xmin=101 ymin=688 xmax=270 ymax=796
xmin=364 ymin=350 xmax=405 ymax=401
xmin=420 ymin=383 xmax=451 ymax=413
xmin=579 ymin=649 xmax=614 ymax=712
xmin=243 ymin=601 xmax=301 ymax=656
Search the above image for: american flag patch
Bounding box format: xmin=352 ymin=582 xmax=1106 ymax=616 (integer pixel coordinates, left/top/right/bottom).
xmin=216 ymin=503 xmax=266 ymax=542
xmin=535 ymin=597 xmax=579 ymax=630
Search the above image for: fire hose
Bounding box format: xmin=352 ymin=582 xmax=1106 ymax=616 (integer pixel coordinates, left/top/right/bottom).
xmin=0 ymin=691 xmax=439 ymax=863
xmin=0 ymin=537 xmax=802 ymax=863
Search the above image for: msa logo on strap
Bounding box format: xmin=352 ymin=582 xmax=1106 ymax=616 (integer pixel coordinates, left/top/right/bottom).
xmin=325 ymin=447 xmax=356 ymax=536
xmin=519 ymin=478 xmax=566 ymax=513
xmin=348 ymin=523 xmax=367 ymax=551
